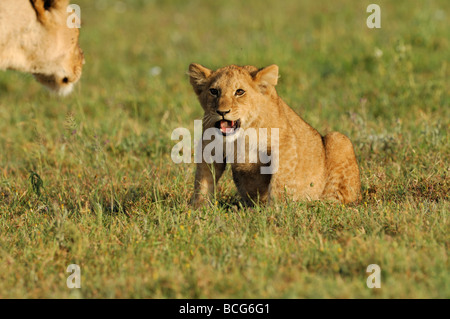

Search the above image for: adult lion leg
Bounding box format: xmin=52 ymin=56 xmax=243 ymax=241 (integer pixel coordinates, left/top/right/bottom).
xmin=191 ymin=161 xmax=226 ymax=207
xmin=322 ymin=132 xmax=361 ymax=203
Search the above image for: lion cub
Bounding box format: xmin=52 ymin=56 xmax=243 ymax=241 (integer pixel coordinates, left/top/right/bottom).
xmin=188 ymin=63 xmax=361 ymax=206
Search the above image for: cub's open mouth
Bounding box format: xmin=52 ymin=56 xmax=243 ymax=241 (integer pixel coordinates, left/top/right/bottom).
xmin=215 ymin=119 xmax=241 ymax=136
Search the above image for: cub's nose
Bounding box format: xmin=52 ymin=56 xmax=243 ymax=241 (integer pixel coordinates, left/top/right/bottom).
xmin=216 ymin=110 xmax=231 ymax=117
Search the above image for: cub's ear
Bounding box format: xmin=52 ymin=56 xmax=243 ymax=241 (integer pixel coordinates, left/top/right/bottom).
xmin=253 ymin=64 xmax=279 ymax=87
xmin=31 ymin=0 xmax=69 ymax=23
xmin=188 ymin=63 xmax=212 ymax=95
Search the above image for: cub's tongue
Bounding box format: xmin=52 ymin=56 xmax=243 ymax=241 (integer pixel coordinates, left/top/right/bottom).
xmin=220 ymin=120 xmax=234 ymax=129
xmin=220 ymin=120 xmax=234 ymax=130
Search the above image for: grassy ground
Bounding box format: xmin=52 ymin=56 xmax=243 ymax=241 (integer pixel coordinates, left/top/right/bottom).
xmin=0 ymin=0 xmax=448 ymax=298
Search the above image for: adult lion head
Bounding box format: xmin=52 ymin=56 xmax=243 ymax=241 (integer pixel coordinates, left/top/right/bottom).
xmin=0 ymin=0 xmax=84 ymax=96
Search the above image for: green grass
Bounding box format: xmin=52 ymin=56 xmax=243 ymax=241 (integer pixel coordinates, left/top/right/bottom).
xmin=0 ymin=0 xmax=448 ymax=298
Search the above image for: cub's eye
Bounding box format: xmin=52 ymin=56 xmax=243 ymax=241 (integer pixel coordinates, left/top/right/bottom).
xmin=209 ymin=88 xmax=219 ymax=96
xmin=235 ymin=89 xmax=245 ymax=96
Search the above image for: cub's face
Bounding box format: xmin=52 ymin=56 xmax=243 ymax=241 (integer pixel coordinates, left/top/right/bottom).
xmin=188 ymin=64 xmax=279 ymax=136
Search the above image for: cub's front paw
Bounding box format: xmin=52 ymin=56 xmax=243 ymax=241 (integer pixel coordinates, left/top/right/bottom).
xmin=189 ymin=194 xmax=209 ymax=209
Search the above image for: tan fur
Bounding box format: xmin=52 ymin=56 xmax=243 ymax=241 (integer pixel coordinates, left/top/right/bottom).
xmin=189 ymin=63 xmax=361 ymax=206
xmin=0 ymin=0 xmax=84 ymax=96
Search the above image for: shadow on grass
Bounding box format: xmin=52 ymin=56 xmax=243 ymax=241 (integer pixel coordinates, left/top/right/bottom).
xmin=363 ymin=174 xmax=448 ymax=203
xmin=97 ymin=186 xmax=172 ymax=216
